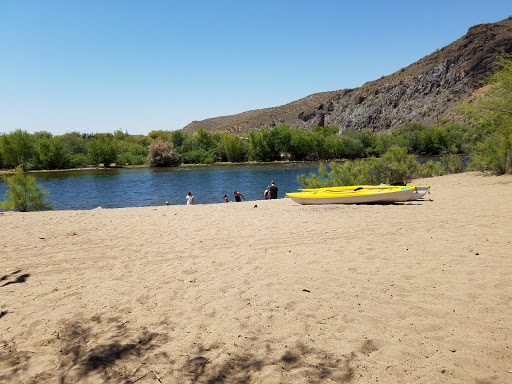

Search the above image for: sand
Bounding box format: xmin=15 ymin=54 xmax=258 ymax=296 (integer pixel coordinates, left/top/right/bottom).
xmin=1 ymin=172 xmax=511 ymax=383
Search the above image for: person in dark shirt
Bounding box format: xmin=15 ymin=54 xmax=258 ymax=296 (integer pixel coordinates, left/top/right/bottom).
xmin=268 ymin=181 xmax=278 ymax=199
xmin=233 ymin=190 xmax=245 ymax=202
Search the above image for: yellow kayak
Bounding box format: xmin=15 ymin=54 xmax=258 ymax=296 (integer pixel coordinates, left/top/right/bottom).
xmin=286 ymin=186 xmax=416 ymax=205
xmin=300 ymin=185 xmax=430 ymax=200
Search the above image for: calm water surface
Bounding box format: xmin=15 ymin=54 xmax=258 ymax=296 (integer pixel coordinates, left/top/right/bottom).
xmin=0 ymin=163 xmax=323 ymax=210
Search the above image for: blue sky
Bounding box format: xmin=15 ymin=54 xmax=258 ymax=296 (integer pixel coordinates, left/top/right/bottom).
xmin=0 ymin=1 xmax=510 ymax=136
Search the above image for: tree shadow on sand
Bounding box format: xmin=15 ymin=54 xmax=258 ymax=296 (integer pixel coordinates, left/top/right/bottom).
xmin=180 ymin=339 xmax=379 ymax=383
xmin=0 ymin=269 xmax=30 ymax=287
xmin=0 ymin=270 xmax=30 ymax=325
xmin=2 ymin=310 xmax=379 ymax=383
xmin=57 ymin=314 xmax=169 ymax=384
xmin=0 ymin=341 xmax=34 ymax=383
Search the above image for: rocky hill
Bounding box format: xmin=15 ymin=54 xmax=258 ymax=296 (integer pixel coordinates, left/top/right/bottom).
xmin=182 ymin=17 xmax=512 ymax=135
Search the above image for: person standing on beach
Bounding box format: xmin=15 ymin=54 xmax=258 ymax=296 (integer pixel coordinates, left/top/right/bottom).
xmin=233 ymin=190 xmax=245 ymax=202
xmin=186 ymin=191 xmax=194 ymax=205
xmin=269 ymin=181 xmax=278 ymax=199
xmin=223 ymin=193 xmax=229 ymax=203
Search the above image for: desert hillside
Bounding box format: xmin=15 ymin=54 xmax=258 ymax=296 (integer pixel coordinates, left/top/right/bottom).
xmin=182 ymin=17 xmax=512 ymax=135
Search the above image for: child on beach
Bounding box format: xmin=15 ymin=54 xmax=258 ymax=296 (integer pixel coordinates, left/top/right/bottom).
xmin=223 ymin=193 xmax=229 ymax=202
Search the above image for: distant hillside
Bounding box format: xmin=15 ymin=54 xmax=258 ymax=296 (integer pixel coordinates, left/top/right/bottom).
xmin=182 ymin=17 xmax=512 ymax=135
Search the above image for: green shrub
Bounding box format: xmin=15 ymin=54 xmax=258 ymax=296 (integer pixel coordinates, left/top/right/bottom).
xmin=297 ymin=146 xmax=419 ymax=188
xmin=36 ymin=137 xmax=70 ymax=169
xmin=69 ymin=153 xmax=90 ymax=168
xmin=441 ymin=153 xmax=465 ymax=174
xmin=417 ymin=160 xmax=445 ymax=178
xmin=0 ymin=129 xmax=35 ymax=169
xmin=182 ymin=149 xmax=211 ymax=164
xmin=116 ymin=152 xmax=146 ymax=166
xmin=87 ymin=134 xmax=118 ymax=167
xmin=1 ymin=166 xmax=54 ymax=211
xmin=340 ymin=136 xmax=365 ymax=159
xmin=380 ymin=145 xmax=419 ymax=184
xmin=470 ymin=126 xmax=512 ymax=174
xmin=223 ymin=134 xmax=247 ymax=162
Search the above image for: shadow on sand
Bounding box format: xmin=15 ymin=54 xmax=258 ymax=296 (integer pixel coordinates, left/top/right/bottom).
xmin=0 ymin=313 xmax=379 ymax=383
xmin=1 ymin=269 xmax=30 ymax=287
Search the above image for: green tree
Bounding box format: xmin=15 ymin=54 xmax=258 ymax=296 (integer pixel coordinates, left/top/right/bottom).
xmin=170 ymin=130 xmax=187 ymax=150
xmin=460 ymin=55 xmax=512 ymax=174
xmin=59 ymin=132 xmax=90 ymax=168
xmin=269 ymin=124 xmax=292 ymax=156
xmin=36 ymin=136 xmax=69 ymax=169
xmin=313 ymin=126 xmax=339 ymax=136
xmin=223 ymin=134 xmax=247 ymax=162
xmin=470 ymin=126 xmax=512 ymax=174
xmin=112 ymin=131 xmax=149 ymax=166
xmin=148 ymin=130 xmax=172 ymax=142
xmin=340 ymin=136 xmax=364 ymax=159
xmin=87 ymin=134 xmax=118 ymax=166
xmin=289 ymin=129 xmax=313 ymax=160
xmin=0 ymin=129 xmax=34 ymax=168
xmin=194 ymin=127 xmax=215 ymax=152
xmin=1 ymin=166 xmax=54 ymax=211
xmin=323 ymin=135 xmax=344 ymax=159
xmin=248 ymin=127 xmax=273 ymax=161
xmin=181 ymin=149 xmax=211 ymax=164
xmin=461 ymin=54 xmax=512 ymax=126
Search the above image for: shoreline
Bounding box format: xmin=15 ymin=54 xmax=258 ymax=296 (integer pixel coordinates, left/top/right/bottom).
xmin=1 ymin=172 xmax=511 ymax=383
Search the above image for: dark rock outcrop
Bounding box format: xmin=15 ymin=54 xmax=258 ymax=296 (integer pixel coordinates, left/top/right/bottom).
xmin=182 ymin=17 xmax=512 ymax=134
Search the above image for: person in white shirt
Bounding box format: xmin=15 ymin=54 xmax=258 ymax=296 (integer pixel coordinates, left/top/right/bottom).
xmin=186 ymin=191 xmax=194 ymax=205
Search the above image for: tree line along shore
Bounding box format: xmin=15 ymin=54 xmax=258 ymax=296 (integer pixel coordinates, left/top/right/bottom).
xmin=1 ymin=56 xmax=511 ymax=206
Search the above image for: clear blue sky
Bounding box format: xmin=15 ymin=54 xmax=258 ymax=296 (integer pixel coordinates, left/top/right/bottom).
xmin=1 ymin=0 xmax=510 ymax=136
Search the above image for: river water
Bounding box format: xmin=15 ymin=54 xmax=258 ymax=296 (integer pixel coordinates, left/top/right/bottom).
xmin=0 ymin=163 xmax=323 ymax=210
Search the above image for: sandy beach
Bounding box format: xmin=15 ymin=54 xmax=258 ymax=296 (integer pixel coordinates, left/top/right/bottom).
xmin=1 ymin=172 xmax=511 ymax=383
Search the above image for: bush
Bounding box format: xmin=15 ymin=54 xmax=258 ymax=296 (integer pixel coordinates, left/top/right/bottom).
xmin=417 ymin=160 xmax=445 ymax=178
xmin=1 ymin=166 xmax=54 ymax=211
xmin=182 ymin=149 xmax=211 ymax=164
xmin=223 ymin=134 xmax=247 ymax=162
xmin=69 ymin=153 xmax=90 ymax=168
xmin=470 ymin=126 xmax=512 ymax=174
xmin=36 ymin=137 xmax=70 ymax=169
xmin=297 ymin=146 xmax=419 ymax=188
xmin=0 ymin=129 xmax=35 ymax=169
xmin=380 ymin=145 xmax=419 ymax=184
xmin=117 ymin=152 xmax=146 ymax=166
xmin=441 ymin=153 xmax=465 ymax=174
xmin=87 ymin=134 xmax=118 ymax=167
xmin=340 ymin=136 xmax=365 ymax=159
xmin=147 ymin=141 xmax=181 ymax=167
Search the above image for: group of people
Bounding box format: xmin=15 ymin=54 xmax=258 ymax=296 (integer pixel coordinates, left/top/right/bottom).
xmin=224 ymin=190 xmax=245 ymax=202
xmin=185 ymin=181 xmax=278 ymax=205
xmin=264 ymin=181 xmax=278 ymax=200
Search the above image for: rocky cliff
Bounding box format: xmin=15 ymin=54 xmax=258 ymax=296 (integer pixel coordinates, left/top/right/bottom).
xmin=182 ymin=17 xmax=512 ymax=135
